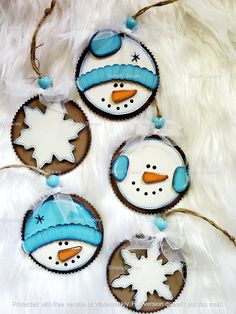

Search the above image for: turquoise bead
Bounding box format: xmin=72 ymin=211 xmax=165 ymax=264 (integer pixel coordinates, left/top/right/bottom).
xmin=152 ymin=116 xmax=166 ymax=129
xmin=38 ymin=76 xmax=52 ymax=89
xmin=126 ymin=17 xmax=138 ymax=30
xmin=46 ymin=175 xmax=60 ymax=188
xmin=154 ymin=217 xmax=167 ymax=231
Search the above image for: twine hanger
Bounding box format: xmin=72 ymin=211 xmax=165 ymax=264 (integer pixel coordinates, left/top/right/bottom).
xmin=132 ymin=0 xmax=179 ymax=20
xmin=30 ymin=0 xmax=57 ymax=78
xmin=162 ymin=208 xmax=236 ymax=247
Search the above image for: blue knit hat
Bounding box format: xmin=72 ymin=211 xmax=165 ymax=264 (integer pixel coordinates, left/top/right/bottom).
xmin=22 ymin=195 xmax=102 ymax=254
xmin=77 ymin=30 xmax=159 ymax=92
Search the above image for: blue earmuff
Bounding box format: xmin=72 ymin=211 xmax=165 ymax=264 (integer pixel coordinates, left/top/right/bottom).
xmin=111 ymin=155 xmax=129 ymax=182
xmin=89 ymin=30 xmax=122 ymax=58
xmin=172 ymin=166 xmax=190 ymax=193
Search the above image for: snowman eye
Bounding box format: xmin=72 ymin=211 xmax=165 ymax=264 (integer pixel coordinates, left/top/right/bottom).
xmin=113 ymin=83 xmax=118 ymax=88
xmin=146 ymin=164 xmax=150 ymax=168
xmin=120 ymin=83 xmax=124 ymax=88
xmin=159 ymin=188 xmax=162 ymax=192
xmin=101 ymin=98 xmax=105 ymax=102
xmin=65 ymin=241 xmax=69 ymax=245
xmin=58 ymin=241 xmax=62 ymax=246
xmin=153 ymin=165 xmax=157 ymax=170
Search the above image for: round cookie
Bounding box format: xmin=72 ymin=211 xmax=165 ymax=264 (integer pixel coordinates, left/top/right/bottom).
xmin=110 ymin=135 xmax=190 ymax=214
xmin=76 ymin=30 xmax=159 ymax=120
xmin=22 ymin=194 xmax=103 ymax=273
xmin=11 ymin=96 xmax=91 ymax=175
xmin=107 ymin=237 xmax=186 ymax=312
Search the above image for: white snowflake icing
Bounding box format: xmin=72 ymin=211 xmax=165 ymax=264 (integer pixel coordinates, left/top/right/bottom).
xmin=14 ymin=103 xmax=85 ymax=168
xmin=112 ymin=241 xmax=182 ymax=311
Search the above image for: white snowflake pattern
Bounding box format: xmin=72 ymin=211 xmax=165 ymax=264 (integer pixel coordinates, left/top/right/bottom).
xmin=112 ymin=241 xmax=182 ymax=311
xmin=14 ymin=103 xmax=85 ymax=168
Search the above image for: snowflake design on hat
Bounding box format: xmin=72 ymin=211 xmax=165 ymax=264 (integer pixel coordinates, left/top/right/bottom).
xmin=112 ymin=241 xmax=182 ymax=311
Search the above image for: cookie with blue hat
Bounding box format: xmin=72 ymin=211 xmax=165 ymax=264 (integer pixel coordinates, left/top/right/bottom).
xmin=22 ymin=194 xmax=103 ymax=273
xmin=76 ymin=30 xmax=159 ymax=120
xmin=110 ymin=135 xmax=190 ymax=214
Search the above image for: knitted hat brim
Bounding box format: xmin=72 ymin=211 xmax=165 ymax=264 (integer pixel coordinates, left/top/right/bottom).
xmin=23 ymin=224 xmax=102 ymax=254
xmin=77 ymin=64 xmax=159 ymax=92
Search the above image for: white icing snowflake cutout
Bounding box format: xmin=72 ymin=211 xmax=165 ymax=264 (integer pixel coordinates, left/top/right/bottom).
xmin=108 ymin=239 xmax=185 ymax=312
xmin=14 ymin=102 xmax=85 ymax=168
xmin=76 ymin=30 xmax=159 ymax=119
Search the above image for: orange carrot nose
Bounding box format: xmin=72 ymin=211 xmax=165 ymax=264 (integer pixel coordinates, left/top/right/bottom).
xmin=142 ymin=172 xmax=168 ymax=184
xmin=112 ymin=89 xmax=137 ymax=103
xmin=57 ymin=246 xmax=82 ymax=262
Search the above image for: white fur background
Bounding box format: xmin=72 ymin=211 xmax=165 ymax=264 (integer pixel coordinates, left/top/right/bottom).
xmin=0 ymin=0 xmax=236 ymax=313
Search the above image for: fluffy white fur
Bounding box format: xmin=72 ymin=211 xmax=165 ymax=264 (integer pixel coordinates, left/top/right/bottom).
xmin=0 ymin=0 xmax=236 ymax=313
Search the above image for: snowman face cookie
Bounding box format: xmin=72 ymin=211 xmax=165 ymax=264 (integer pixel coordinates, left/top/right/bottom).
xmin=76 ymin=30 xmax=159 ymax=119
xmin=22 ymin=195 xmax=103 ymax=273
xmin=111 ymin=136 xmax=190 ymax=214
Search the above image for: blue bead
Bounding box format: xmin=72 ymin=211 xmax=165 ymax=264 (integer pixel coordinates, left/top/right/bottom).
xmin=126 ymin=17 xmax=138 ymax=30
xmin=38 ymin=76 xmax=53 ymax=89
xmin=152 ymin=116 xmax=166 ymax=129
xmin=154 ymin=217 xmax=168 ymax=231
xmin=46 ymin=175 xmax=60 ymax=188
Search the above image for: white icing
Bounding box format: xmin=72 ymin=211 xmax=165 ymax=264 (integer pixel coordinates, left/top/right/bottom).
xmin=84 ymin=81 xmax=151 ymax=115
xmin=32 ymin=240 xmax=97 ymax=272
xmin=14 ymin=103 xmax=85 ymax=168
xmin=79 ymin=35 xmax=156 ymax=115
xmin=112 ymin=241 xmax=182 ymax=310
xmin=116 ymin=138 xmax=185 ymax=210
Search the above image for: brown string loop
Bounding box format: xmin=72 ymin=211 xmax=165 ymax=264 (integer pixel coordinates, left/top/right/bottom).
xmin=0 ymin=164 xmax=50 ymax=177
xmin=132 ymin=0 xmax=179 ymax=19
xmin=30 ymin=0 xmax=57 ymax=77
xmin=162 ymin=208 xmax=236 ymax=247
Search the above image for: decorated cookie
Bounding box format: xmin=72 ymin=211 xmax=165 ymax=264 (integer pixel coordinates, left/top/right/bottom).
xmin=22 ymin=194 xmax=103 ymax=273
xmin=11 ymin=96 xmax=91 ymax=174
xmin=76 ymin=30 xmax=159 ymax=120
xmin=110 ymin=135 xmax=190 ymax=214
xmin=107 ymin=236 xmax=186 ymax=312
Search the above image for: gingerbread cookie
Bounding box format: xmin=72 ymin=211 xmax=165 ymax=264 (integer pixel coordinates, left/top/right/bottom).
xmin=110 ymin=135 xmax=190 ymax=214
xmin=22 ymin=194 xmax=103 ymax=273
xmin=76 ymin=30 xmax=159 ymax=120
xmin=11 ymin=96 xmax=91 ymax=175
xmin=107 ymin=237 xmax=186 ymax=312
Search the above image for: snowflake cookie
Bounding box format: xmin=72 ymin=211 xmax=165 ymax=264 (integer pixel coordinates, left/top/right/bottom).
xmin=107 ymin=237 xmax=186 ymax=312
xmin=75 ymin=30 xmax=159 ymax=120
xmin=110 ymin=135 xmax=190 ymax=214
xmin=11 ymin=96 xmax=91 ymax=174
xmin=22 ymin=194 xmax=103 ymax=273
